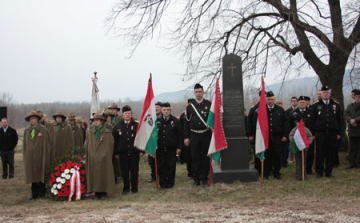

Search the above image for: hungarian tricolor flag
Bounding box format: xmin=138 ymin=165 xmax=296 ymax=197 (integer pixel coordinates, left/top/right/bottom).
xmin=207 ymin=78 xmax=227 ymax=163
xmin=290 ymin=119 xmax=310 ymax=154
xmin=90 ymin=72 xmax=100 ymax=119
xmin=134 ymin=74 xmax=158 ymax=157
xmin=255 ymin=77 xmax=269 ymax=160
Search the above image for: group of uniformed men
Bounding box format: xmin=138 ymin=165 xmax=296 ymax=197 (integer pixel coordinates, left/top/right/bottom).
xmin=3 ymin=82 xmax=360 ymax=200
xmin=247 ymin=86 xmax=360 ymax=180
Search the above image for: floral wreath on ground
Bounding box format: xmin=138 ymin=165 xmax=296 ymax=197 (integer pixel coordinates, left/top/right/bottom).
xmin=46 ymin=147 xmax=86 ymax=201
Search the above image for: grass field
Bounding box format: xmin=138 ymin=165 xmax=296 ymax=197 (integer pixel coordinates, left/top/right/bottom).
xmin=0 ymin=151 xmax=359 ymax=222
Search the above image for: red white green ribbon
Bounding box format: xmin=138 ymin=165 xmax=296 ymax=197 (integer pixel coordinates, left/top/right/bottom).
xmin=68 ymin=166 xmax=81 ymax=201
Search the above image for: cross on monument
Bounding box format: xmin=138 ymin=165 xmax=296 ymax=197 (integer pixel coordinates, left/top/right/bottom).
xmin=228 ymin=63 xmax=237 ymax=77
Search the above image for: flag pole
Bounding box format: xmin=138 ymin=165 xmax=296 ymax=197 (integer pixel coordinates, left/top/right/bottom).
xmin=209 ymin=159 xmax=212 ymax=187
xmin=314 ymin=141 xmax=317 ymax=175
xmin=302 ymin=150 xmax=305 ymax=181
xmin=154 ymin=152 xmax=159 ymax=190
xmin=261 ymin=160 xmax=264 ymax=181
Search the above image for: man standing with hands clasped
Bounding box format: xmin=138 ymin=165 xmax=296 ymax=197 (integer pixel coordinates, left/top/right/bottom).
xmin=310 ymin=85 xmax=342 ymax=178
xmin=183 ymin=83 xmax=211 ymax=187
xmin=156 ymin=102 xmax=183 ymax=189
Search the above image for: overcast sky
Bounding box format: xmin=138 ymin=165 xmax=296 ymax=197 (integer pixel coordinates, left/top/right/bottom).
xmin=0 ymin=0 xmax=189 ymax=104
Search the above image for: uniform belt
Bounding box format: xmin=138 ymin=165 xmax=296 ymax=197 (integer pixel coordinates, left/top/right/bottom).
xmin=190 ymin=129 xmax=209 ymax=133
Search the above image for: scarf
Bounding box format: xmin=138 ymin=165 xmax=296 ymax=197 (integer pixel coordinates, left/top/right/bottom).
xmin=95 ymin=124 xmax=104 ymax=140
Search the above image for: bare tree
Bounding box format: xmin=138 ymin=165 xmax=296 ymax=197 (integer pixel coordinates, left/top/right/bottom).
xmin=107 ymin=0 xmax=360 ymax=109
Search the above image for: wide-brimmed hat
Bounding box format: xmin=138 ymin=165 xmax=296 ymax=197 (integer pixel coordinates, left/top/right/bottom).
xmin=108 ymin=103 xmax=120 ymax=111
xmin=67 ymin=112 xmax=76 ymax=121
xmin=103 ymin=109 xmax=114 ymax=117
xmin=90 ymin=112 xmax=105 ymax=121
xmin=52 ymin=111 xmax=67 ymax=120
xmin=36 ymin=110 xmax=44 ymax=118
xmin=25 ymin=111 xmax=41 ymax=122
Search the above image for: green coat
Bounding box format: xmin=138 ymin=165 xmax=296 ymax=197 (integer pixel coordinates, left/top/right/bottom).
xmin=23 ymin=124 xmax=51 ymax=184
xmin=85 ymin=125 xmax=115 ymax=195
xmin=42 ymin=120 xmax=55 ymax=164
xmin=71 ymin=124 xmax=84 ymax=148
xmin=52 ymin=122 xmax=74 ymax=160
xmin=344 ymin=102 xmax=360 ymax=137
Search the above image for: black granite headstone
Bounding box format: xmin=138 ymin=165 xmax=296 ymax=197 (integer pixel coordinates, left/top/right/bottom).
xmin=212 ymin=53 xmax=258 ymax=183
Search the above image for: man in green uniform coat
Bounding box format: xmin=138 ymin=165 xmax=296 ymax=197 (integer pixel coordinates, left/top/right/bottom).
xmin=52 ymin=111 xmax=74 ymax=160
xmin=67 ymin=112 xmax=84 ymax=148
xmin=85 ymin=112 xmax=115 ymax=200
xmin=23 ymin=111 xmax=51 ymax=200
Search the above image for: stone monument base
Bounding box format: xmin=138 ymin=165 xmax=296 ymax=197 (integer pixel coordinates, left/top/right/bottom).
xmin=211 ymin=161 xmax=258 ymax=183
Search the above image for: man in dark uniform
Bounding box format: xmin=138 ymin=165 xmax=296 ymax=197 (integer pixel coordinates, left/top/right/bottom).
xmin=113 ymin=105 xmax=143 ymax=194
xmin=254 ymin=91 xmax=289 ymax=179
xmin=184 ymin=83 xmax=211 ymax=187
xmin=156 ymin=103 xmax=183 ymax=189
xmin=148 ymin=101 xmax=163 ymax=183
xmin=344 ymin=90 xmax=360 ymax=169
xmin=304 ymin=96 xmax=312 ymax=109
xmin=310 ymin=86 xmax=342 ymax=178
xmin=286 ymin=97 xmax=298 ymax=116
xmin=289 ymin=96 xmax=315 ymax=174
xmin=180 ymin=109 xmax=193 ymax=179
xmin=0 ymin=118 xmax=18 ymax=179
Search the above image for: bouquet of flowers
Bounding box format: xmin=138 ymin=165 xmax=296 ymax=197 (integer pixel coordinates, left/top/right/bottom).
xmin=47 ymin=147 xmax=86 ymax=201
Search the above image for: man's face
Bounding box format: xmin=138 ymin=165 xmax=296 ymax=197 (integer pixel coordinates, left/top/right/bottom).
xmin=56 ymin=116 xmax=63 ymax=123
xmin=106 ymin=116 xmax=112 ymax=122
xmin=1 ymin=119 xmax=8 ymax=128
xmin=291 ymin=98 xmax=298 ymax=107
xmin=355 ymin=95 xmax=360 ymax=104
xmin=30 ymin=117 xmax=38 ymax=126
xmin=266 ymin=96 xmax=276 ymax=107
xmin=122 ymin=111 xmax=132 ymax=121
xmin=298 ymin=100 xmax=306 ymax=109
xmin=162 ymin=107 xmax=171 ymax=117
xmin=317 ymin=91 xmax=322 ymax=99
xmin=94 ymin=119 xmax=102 ymax=127
xmin=110 ymin=108 xmax=118 ymax=115
xmin=69 ymin=120 xmax=75 ymax=125
xmin=321 ymin=90 xmax=331 ymax=100
xmin=155 ymin=105 xmax=162 ymax=115
xmin=194 ymin=88 xmax=204 ymax=101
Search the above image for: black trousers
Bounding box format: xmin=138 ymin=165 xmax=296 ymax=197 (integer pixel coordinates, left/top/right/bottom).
xmin=1 ymin=153 xmax=14 ymax=178
xmin=31 ymin=182 xmax=46 ymax=197
xmin=264 ymin=136 xmax=284 ymax=178
xmin=190 ymin=131 xmax=211 ymax=181
xmin=306 ymin=141 xmax=315 ymax=173
xmin=349 ymin=137 xmax=360 ymax=166
xmin=182 ymin=145 xmax=193 ymax=177
xmin=148 ymin=156 xmax=156 ymax=180
xmin=156 ymin=147 xmax=177 ymax=188
xmin=315 ymin=132 xmax=337 ymax=176
xmin=120 ymin=153 xmax=140 ymax=192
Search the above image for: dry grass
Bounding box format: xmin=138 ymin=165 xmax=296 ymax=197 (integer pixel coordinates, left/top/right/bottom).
xmin=0 ymin=151 xmax=360 ymax=222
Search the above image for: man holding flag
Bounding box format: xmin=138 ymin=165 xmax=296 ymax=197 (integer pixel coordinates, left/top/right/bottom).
xmin=184 ymin=83 xmax=212 ymax=187
xmin=289 ymin=117 xmax=313 ymax=180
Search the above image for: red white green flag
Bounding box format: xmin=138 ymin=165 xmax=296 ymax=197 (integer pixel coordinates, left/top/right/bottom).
xmin=134 ymin=74 xmax=158 ymax=157
xmin=207 ymin=78 xmax=227 ymax=163
xmin=255 ymin=77 xmax=269 ymax=161
xmin=290 ymin=119 xmax=310 ymax=154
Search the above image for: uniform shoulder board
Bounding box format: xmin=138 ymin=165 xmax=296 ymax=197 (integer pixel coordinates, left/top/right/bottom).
xmin=312 ymin=100 xmax=319 ymax=104
xmin=332 ymin=99 xmax=339 ymax=104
